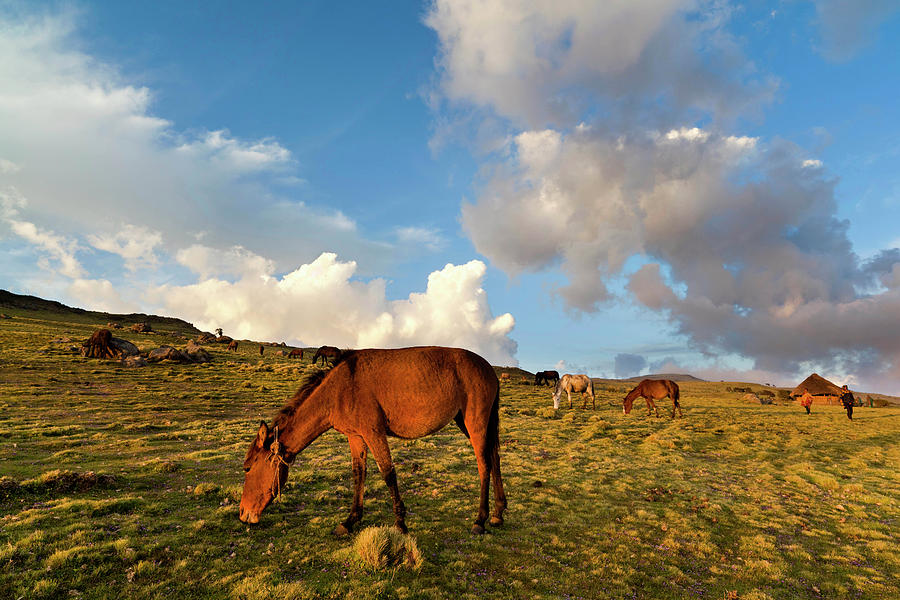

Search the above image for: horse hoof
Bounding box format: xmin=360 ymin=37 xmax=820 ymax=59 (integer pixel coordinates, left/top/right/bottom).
xmin=333 ymin=523 xmax=351 ymax=537
xmin=489 ymin=516 xmax=503 ymax=527
xmin=471 ymin=523 xmax=485 ymax=535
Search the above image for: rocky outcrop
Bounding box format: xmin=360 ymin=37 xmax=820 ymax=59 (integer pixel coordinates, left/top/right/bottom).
xmin=81 ymin=329 xmax=140 ymax=359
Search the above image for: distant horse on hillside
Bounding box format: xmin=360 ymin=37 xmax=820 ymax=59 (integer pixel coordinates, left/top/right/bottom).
xmin=312 ymin=345 xmax=341 ymax=366
xmin=288 ymin=348 xmax=303 ymax=360
xmin=227 ymin=340 xmax=239 ymax=352
xmin=623 ymin=379 xmax=683 ymax=419
xmin=552 ymin=374 xmax=595 ymax=410
xmin=259 ymin=344 xmax=265 ymax=357
xmin=534 ymin=370 xmax=560 ymax=387
xmin=238 ymin=347 xmax=506 ymax=536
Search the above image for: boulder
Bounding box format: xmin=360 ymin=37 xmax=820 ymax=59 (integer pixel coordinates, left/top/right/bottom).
xmin=111 ymin=338 xmax=140 ymax=358
xmin=147 ymin=346 xmax=191 ymax=363
xmin=195 ymin=332 xmax=217 ymax=344
xmin=274 ymin=350 xmax=286 ymax=357
xmin=107 ymin=322 xmax=122 ymax=329
xmin=131 ymin=322 xmax=152 ymax=333
xmin=122 ymin=356 xmax=148 ymax=368
xmin=185 ymin=343 xmax=212 ymax=364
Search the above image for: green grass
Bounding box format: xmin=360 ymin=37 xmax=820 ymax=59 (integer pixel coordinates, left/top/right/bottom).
xmin=1 ymin=309 xmax=899 ymax=599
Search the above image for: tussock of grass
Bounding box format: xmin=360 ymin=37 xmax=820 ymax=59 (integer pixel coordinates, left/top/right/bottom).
xmin=348 ymin=526 xmax=423 ymax=571
xmin=20 ymin=469 xmax=115 ymax=494
xmin=193 ymin=482 xmax=221 ymax=495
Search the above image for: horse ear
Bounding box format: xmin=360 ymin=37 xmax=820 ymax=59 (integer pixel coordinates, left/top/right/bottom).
xmin=256 ymin=421 xmax=269 ymax=447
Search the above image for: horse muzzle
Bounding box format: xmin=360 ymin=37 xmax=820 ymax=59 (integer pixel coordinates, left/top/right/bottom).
xmin=238 ymin=506 xmax=260 ymax=524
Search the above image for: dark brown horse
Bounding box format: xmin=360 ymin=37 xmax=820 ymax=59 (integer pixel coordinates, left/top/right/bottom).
xmin=534 ymin=370 xmax=560 ymax=386
xmin=288 ymin=348 xmax=303 ymax=360
xmin=227 ymin=340 xmax=239 ymax=352
xmin=312 ymin=345 xmax=341 ymax=366
xmin=623 ymin=379 xmax=683 ymax=419
xmin=259 ymin=344 xmax=264 ymax=356
xmin=239 ymin=347 xmax=507 ymax=536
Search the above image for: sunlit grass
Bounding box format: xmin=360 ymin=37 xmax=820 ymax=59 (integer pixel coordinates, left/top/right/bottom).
xmin=1 ymin=308 xmax=899 ymax=598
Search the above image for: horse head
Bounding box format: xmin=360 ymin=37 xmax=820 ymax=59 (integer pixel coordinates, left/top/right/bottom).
xmin=551 ymin=377 xmax=564 ymax=410
xmin=239 ymin=421 xmax=290 ymax=524
xmin=622 ymin=388 xmax=639 ymax=415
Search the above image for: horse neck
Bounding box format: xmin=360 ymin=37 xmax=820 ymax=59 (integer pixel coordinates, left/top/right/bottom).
xmin=276 ymin=383 xmax=336 ymax=460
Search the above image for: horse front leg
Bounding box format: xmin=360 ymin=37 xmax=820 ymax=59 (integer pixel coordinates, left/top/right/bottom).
xmin=334 ymin=435 xmax=367 ymax=536
xmin=364 ymin=432 xmax=407 ymax=533
xmin=568 ymin=390 xmax=573 ymax=409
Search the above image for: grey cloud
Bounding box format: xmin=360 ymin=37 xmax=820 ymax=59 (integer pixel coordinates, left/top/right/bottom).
xmin=463 ymin=124 xmax=900 ymax=391
xmin=614 ymin=353 xmax=647 ymax=378
xmin=426 ymin=0 xmax=776 ymax=132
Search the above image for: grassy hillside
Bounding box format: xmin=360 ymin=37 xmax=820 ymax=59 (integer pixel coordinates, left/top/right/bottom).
xmin=1 ymin=307 xmax=899 ymax=599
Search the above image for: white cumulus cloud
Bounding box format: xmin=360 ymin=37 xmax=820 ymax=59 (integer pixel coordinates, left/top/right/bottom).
xmin=152 ymin=253 xmax=517 ymax=365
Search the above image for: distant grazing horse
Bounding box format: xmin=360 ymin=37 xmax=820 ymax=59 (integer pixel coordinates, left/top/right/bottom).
xmin=500 ymin=372 xmax=511 ymax=382
xmin=259 ymin=344 xmax=265 ymax=357
xmin=288 ymin=348 xmax=303 ymax=360
xmin=227 ymin=340 xmax=239 ymax=352
xmin=623 ymin=379 xmax=683 ymax=419
xmin=535 ymin=370 xmax=560 ymax=387
xmin=552 ymin=374 xmax=595 ymax=410
xmin=312 ymin=345 xmax=341 ymax=366
xmin=239 ymin=347 xmax=507 ymax=536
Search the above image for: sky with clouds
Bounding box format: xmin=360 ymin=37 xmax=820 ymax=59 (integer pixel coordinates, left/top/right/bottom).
xmin=1 ymin=1 xmax=899 ymax=392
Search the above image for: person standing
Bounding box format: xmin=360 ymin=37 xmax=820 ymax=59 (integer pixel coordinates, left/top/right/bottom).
xmin=799 ymin=387 xmax=814 ymax=415
xmin=840 ymin=385 xmax=855 ymax=421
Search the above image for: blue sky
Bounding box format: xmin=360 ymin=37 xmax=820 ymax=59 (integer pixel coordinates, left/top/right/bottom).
xmin=2 ymin=1 xmax=900 ymax=393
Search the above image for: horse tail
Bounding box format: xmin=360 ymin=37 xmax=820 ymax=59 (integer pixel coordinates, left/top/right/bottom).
xmin=672 ymin=382 xmax=681 ymax=406
xmin=488 ymin=386 xmax=501 ymax=450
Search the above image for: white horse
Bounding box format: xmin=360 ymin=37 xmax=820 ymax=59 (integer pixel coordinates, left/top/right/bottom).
xmin=552 ymin=374 xmax=595 ymax=410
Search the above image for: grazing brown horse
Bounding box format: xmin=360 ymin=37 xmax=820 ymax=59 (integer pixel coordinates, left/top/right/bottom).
xmin=288 ymin=348 xmax=303 ymax=360
xmin=534 ymin=370 xmax=560 ymax=387
xmin=239 ymin=347 xmax=507 ymax=535
xmin=227 ymin=340 xmax=239 ymax=352
xmin=552 ymin=374 xmax=595 ymax=410
xmin=259 ymin=344 xmax=264 ymax=356
xmin=623 ymin=379 xmax=683 ymax=419
xmin=312 ymin=345 xmax=341 ymax=366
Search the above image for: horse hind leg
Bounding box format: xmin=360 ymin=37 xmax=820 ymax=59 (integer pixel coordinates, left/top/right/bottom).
xmin=468 ymin=433 xmax=493 ymax=534
xmin=334 ymin=435 xmax=368 ymax=536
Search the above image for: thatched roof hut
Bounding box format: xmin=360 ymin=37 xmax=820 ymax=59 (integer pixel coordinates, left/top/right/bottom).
xmin=790 ymin=373 xmax=843 ymax=405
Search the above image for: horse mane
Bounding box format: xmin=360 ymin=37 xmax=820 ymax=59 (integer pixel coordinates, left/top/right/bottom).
xmin=623 ymin=383 xmax=641 ymax=401
xmin=273 ymin=350 xmax=356 ymax=427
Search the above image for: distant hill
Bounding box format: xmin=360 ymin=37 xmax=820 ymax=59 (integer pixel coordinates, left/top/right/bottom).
xmin=620 ymin=373 xmax=707 ymax=383
xmin=0 ymin=289 xmax=201 ymax=335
